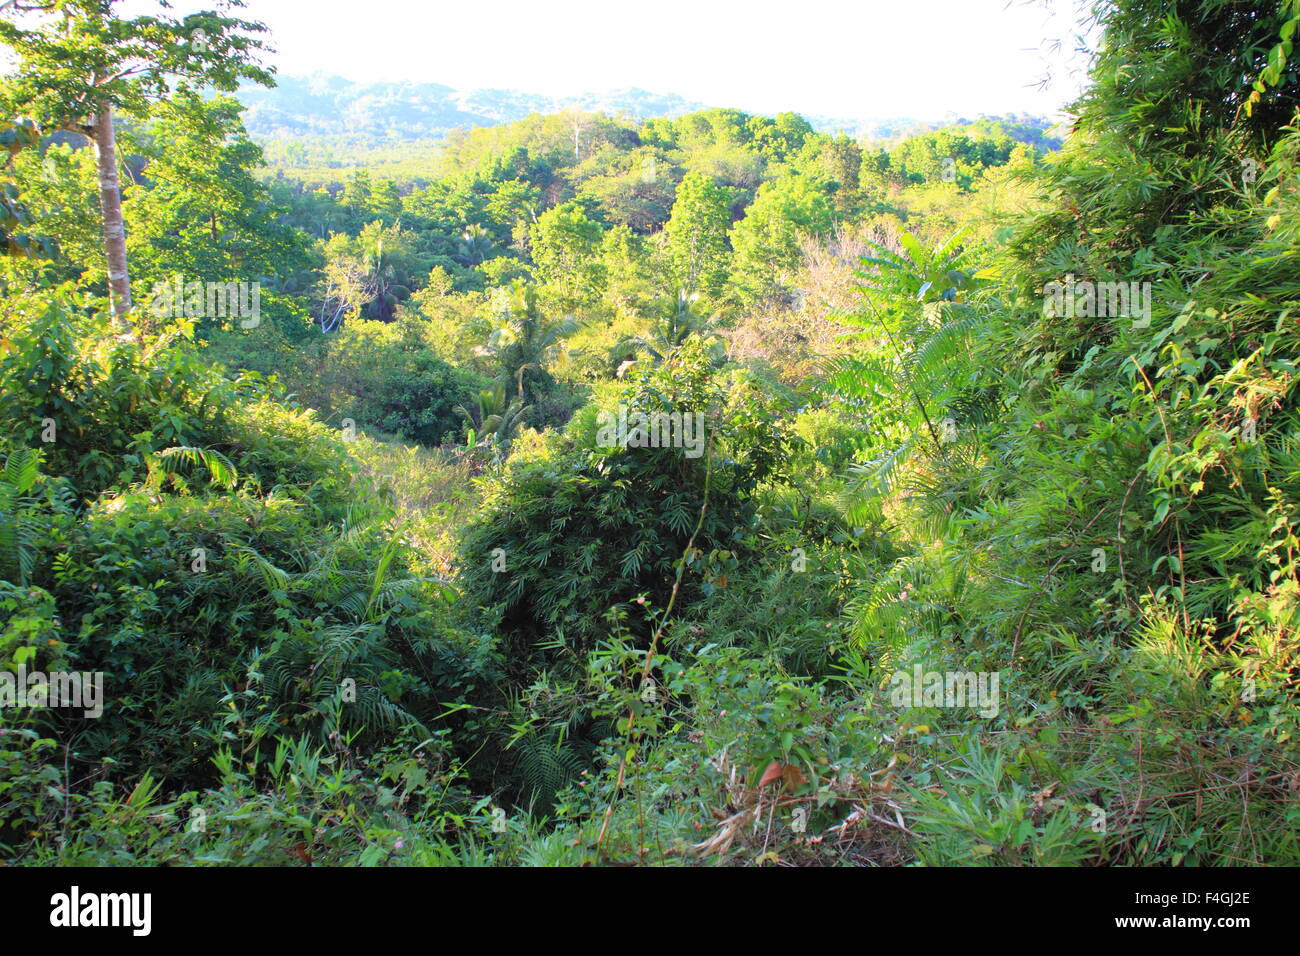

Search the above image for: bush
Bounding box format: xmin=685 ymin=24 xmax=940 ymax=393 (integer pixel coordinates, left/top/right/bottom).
xmin=0 ymin=290 xmax=499 ymax=794
xmin=458 ymin=339 xmax=795 ymax=675
xmin=212 ymin=314 xmax=488 ymax=447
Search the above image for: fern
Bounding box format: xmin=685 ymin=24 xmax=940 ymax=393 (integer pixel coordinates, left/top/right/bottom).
xmin=146 ymin=445 xmax=238 ymax=491
xmin=0 ymin=448 xmax=46 ymax=586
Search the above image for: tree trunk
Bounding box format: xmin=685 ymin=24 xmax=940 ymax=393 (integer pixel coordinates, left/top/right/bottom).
xmin=91 ymin=105 xmax=132 ymax=326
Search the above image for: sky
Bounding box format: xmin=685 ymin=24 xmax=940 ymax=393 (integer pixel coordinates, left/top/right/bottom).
xmin=131 ymin=0 xmax=1098 ymax=122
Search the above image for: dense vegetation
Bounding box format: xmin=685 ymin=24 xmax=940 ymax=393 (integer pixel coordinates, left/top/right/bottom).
xmin=0 ymin=0 xmax=1296 ymax=866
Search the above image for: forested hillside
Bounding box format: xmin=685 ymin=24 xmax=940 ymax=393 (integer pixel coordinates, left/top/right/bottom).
xmin=234 ymin=72 xmax=1055 ymax=162
xmin=236 ymin=73 xmax=715 ymax=139
xmin=0 ymin=0 xmax=1297 ymax=869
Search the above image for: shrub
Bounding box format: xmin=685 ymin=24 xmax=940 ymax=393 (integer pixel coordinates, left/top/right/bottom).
xmin=0 ymin=290 xmax=499 ymax=794
xmin=458 ymin=339 xmax=795 ymax=675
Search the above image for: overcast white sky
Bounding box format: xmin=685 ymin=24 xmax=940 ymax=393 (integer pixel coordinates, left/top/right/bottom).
xmin=131 ymin=0 xmax=1097 ymax=120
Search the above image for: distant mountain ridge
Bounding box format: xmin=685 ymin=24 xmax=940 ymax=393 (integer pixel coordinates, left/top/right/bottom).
xmin=235 ymin=73 xmax=925 ymax=141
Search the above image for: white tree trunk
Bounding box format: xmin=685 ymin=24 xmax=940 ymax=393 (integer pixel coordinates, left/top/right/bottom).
xmin=92 ymin=105 xmax=132 ymax=326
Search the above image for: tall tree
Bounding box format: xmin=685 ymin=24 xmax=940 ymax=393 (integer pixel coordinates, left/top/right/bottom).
xmin=125 ymin=91 xmax=306 ymax=302
xmin=528 ymin=201 xmax=605 ymax=310
xmin=0 ymin=0 xmax=272 ymax=326
xmin=663 ymin=171 xmax=731 ymax=300
xmin=728 ymin=174 xmax=832 ymax=305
